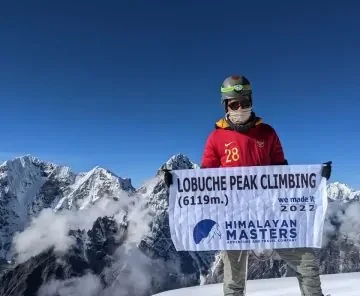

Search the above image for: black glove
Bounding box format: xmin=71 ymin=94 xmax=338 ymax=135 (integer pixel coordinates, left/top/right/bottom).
xmin=271 ymin=159 xmax=288 ymax=165
xmin=321 ymin=161 xmax=332 ymax=180
xmin=163 ymin=169 xmax=173 ymax=187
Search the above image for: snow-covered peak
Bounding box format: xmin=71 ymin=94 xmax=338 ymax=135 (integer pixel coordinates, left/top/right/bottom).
xmin=0 ymin=155 xmax=62 ymax=206
xmin=54 ymin=165 xmax=134 ymax=211
xmin=80 ymin=165 xmax=133 ymax=193
xmin=1 ymin=154 xmax=61 ymax=172
xmin=2 ymin=154 xmax=41 ymax=167
xmin=0 ymin=155 xmax=70 ymax=259
xmin=0 ymin=155 xmax=134 ymax=260
xmin=327 ymin=182 xmax=360 ymax=202
xmin=159 ymin=153 xmax=199 ymax=171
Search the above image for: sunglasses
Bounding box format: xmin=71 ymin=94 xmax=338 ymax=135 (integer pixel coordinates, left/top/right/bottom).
xmin=228 ymin=99 xmax=252 ymax=110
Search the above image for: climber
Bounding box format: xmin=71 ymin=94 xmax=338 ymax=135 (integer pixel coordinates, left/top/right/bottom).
xmin=199 ymin=75 xmax=331 ymax=296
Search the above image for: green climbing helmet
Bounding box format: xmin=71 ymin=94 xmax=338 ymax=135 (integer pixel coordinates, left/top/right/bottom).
xmin=220 ymin=75 xmax=252 ymax=104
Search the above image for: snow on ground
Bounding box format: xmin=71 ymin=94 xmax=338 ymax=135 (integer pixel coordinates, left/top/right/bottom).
xmin=153 ymin=272 xmax=360 ymax=296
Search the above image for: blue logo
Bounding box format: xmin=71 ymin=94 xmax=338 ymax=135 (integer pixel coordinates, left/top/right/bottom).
xmin=193 ymin=219 xmax=221 ymax=244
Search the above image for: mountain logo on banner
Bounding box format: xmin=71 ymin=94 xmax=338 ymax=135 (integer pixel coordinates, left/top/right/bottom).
xmin=193 ymin=219 xmax=221 ymax=245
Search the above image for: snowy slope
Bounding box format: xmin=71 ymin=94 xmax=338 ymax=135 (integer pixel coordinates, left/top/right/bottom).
xmin=153 ymin=272 xmax=360 ymax=296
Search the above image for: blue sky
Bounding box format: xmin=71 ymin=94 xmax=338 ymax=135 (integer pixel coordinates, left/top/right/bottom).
xmin=0 ymin=0 xmax=359 ymax=188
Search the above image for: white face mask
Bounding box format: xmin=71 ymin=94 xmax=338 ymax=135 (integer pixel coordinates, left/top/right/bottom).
xmin=227 ymin=107 xmax=252 ymax=124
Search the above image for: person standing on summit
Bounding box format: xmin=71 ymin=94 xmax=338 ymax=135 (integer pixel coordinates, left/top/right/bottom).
xmin=200 ymin=75 xmax=327 ymax=296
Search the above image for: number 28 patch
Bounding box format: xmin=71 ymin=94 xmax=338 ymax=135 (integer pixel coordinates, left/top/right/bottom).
xmin=225 ymin=147 xmax=239 ymax=163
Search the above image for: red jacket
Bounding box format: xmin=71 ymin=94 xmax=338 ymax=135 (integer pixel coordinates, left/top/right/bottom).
xmin=201 ymin=117 xmax=286 ymax=168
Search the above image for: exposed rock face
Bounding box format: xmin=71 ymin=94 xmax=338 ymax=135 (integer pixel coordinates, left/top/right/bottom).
xmin=0 ymin=216 xmax=124 ymax=296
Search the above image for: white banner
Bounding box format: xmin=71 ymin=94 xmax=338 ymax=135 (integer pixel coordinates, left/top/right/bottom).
xmin=168 ymin=164 xmax=328 ymax=251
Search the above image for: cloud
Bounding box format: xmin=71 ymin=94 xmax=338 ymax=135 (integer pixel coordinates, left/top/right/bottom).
xmin=12 ymin=192 xmax=130 ymax=264
xmin=10 ymin=180 xmax=161 ymax=296
xmin=12 ymin=209 xmax=75 ymax=263
xmin=37 ymin=273 xmax=102 ymax=296
xmin=320 ymin=197 xmax=360 ymax=249
xmin=337 ymin=202 xmax=360 ymax=246
xmin=96 ymin=193 xmax=163 ymax=296
xmin=100 ymin=245 xmax=156 ymax=296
